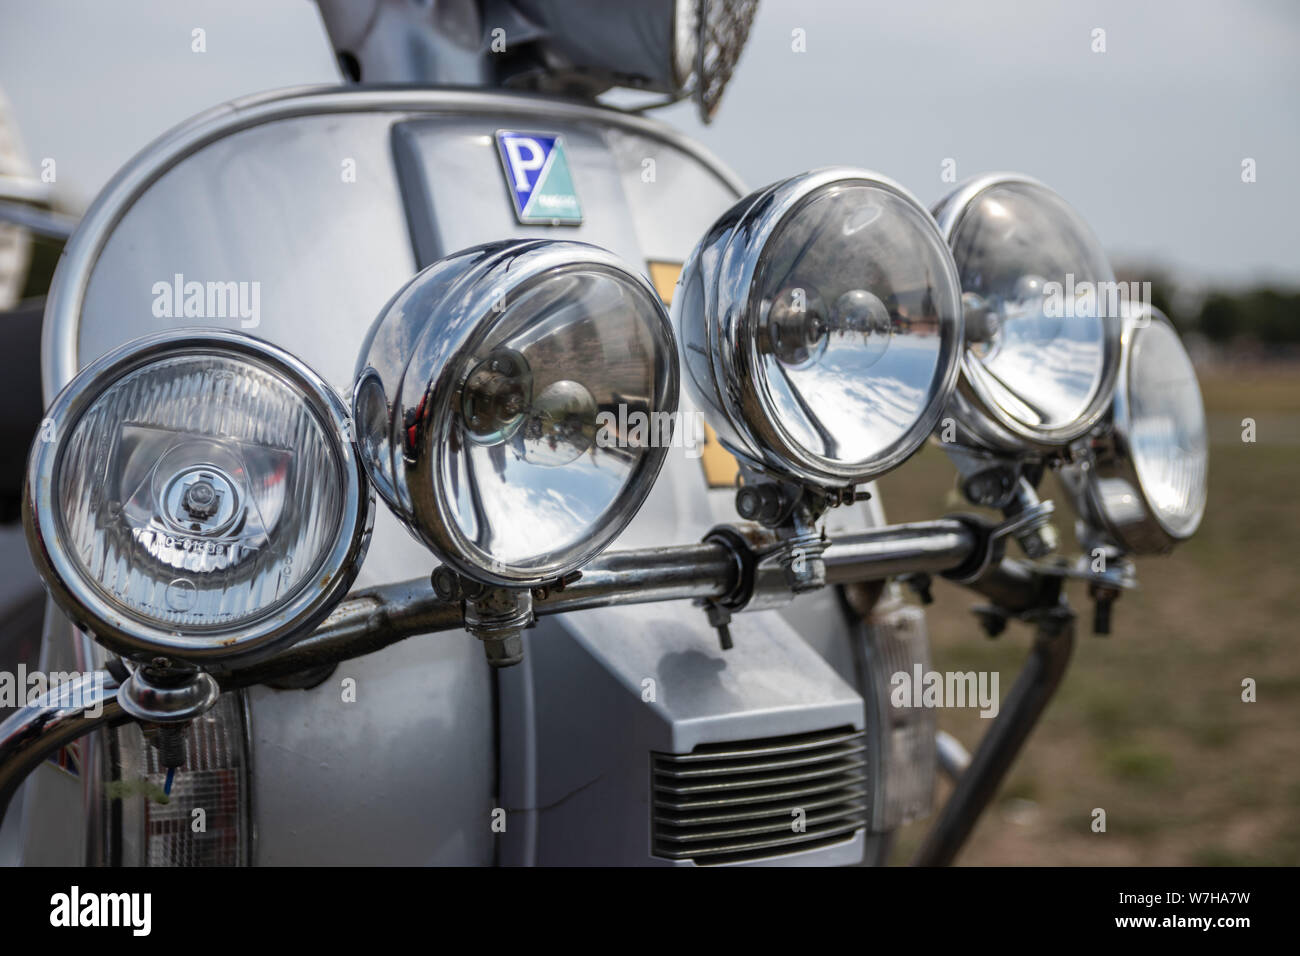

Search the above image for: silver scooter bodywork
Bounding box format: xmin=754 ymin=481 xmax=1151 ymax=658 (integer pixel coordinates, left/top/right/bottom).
xmin=4 ymin=86 xmax=932 ymax=865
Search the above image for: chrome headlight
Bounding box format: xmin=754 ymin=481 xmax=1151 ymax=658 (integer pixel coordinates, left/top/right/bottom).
xmin=353 ymin=239 xmax=678 ymax=589
xmin=933 ymin=174 xmax=1122 ymax=451
xmin=25 ymin=330 xmax=372 ymax=664
xmin=1060 ymin=305 xmax=1207 ymax=553
xmin=675 ymin=167 xmax=965 ymax=489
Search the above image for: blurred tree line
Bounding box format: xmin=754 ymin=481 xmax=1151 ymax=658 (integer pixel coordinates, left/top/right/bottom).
xmin=1121 ymin=266 xmax=1300 ymax=347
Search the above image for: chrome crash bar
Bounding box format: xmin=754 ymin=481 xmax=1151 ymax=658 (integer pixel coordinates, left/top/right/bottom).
xmin=0 ymin=516 xmax=1067 ymax=859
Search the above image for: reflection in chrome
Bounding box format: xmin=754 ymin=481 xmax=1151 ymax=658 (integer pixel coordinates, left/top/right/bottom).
xmin=933 ymin=174 xmax=1121 ymax=449
xmin=353 ymin=239 xmax=678 ymax=587
xmin=1057 ymin=305 xmax=1207 ymax=554
xmin=675 ymin=167 xmax=964 ymax=487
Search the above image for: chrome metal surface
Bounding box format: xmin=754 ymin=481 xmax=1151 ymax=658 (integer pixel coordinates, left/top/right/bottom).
xmin=227 ymin=519 xmax=976 ymax=688
xmin=0 ymin=672 xmax=127 ymax=832
xmin=353 ymin=238 xmax=678 ymax=587
xmin=24 ymin=329 xmax=373 ymax=664
xmin=650 ymin=727 xmax=869 ymax=863
xmin=1057 ymin=306 xmax=1207 ymax=553
xmin=116 ymin=666 xmax=220 ymax=725
xmin=823 ymin=519 xmax=976 ymax=583
xmin=0 ymin=518 xmax=1042 ymax=838
xmin=675 ymin=167 xmax=964 ymax=487
xmin=932 ymin=173 xmax=1121 ymax=451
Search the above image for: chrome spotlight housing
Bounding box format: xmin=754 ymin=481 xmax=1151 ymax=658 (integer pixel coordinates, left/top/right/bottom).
xmin=1059 ymin=305 xmax=1208 ymax=554
xmin=353 ymin=239 xmax=678 ymax=590
xmin=675 ymin=167 xmax=965 ymax=490
xmin=932 ymin=173 xmax=1122 ymax=452
xmin=24 ymin=330 xmax=372 ymax=664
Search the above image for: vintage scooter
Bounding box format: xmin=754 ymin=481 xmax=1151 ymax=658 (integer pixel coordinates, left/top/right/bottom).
xmin=0 ymin=0 xmax=1206 ymax=866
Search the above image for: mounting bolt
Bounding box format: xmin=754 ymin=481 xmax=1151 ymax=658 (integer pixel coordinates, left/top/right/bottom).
xmin=735 ymin=483 xmax=786 ymax=525
xmin=705 ymin=602 xmax=734 ymax=651
xmin=431 ymin=566 xmax=462 ymax=601
xmin=735 ymin=486 xmax=763 ymax=520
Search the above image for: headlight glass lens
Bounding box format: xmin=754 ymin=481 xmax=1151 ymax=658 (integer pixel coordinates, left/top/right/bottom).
xmin=1126 ymin=319 xmax=1207 ymax=536
xmin=946 ymin=179 xmax=1118 ymax=442
xmin=752 ymin=182 xmax=960 ymax=475
xmin=440 ymin=267 xmax=670 ymax=572
xmin=56 ymin=352 xmax=345 ymax=632
xmin=354 ymin=241 xmax=678 ymax=587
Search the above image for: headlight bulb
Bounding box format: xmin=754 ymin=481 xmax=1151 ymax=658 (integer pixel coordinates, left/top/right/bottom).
xmin=763 ymin=285 xmax=829 ymax=370
xmin=830 ymin=288 xmax=892 ymax=368
xmin=461 ymin=348 xmax=532 ymax=445
xmin=518 ymin=379 xmax=598 ymax=467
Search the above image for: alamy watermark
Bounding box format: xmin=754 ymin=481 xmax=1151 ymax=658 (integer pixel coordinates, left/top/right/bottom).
xmin=0 ymin=666 xmax=105 ymax=717
xmin=890 ymin=664 xmax=1000 ymax=718
xmin=595 ymin=405 xmax=705 ymax=460
xmin=1042 ymin=275 xmax=1151 ymax=320
xmin=151 ymin=273 xmax=260 ymax=328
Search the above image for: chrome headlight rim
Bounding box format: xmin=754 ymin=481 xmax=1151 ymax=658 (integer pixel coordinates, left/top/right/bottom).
xmin=689 ymin=165 xmax=965 ymax=487
xmin=25 ymin=328 xmax=372 ymax=664
xmin=933 ymin=171 xmax=1123 ymax=450
xmin=357 ymin=239 xmax=679 ymax=588
xmin=1069 ymin=305 xmax=1207 ymax=553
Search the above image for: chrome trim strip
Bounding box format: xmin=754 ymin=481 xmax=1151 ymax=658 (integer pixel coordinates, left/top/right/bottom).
xmin=43 ymin=85 xmax=747 ymax=403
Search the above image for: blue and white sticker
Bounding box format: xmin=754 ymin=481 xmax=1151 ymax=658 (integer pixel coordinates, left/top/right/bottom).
xmin=495 ymin=131 xmax=583 ymax=225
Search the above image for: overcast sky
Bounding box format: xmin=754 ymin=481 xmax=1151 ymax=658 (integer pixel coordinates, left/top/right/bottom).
xmin=1 ymin=0 xmax=1296 ymax=287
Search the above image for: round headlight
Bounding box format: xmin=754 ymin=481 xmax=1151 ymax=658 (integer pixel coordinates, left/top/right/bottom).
xmin=675 ymin=167 xmax=964 ymax=488
xmin=1061 ymin=305 xmax=1207 ymax=553
xmin=353 ymin=239 xmax=678 ymax=588
xmin=24 ymin=330 xmax=372 ymax=664
xmin=933 ymin=174 xmax=1121 ymax=450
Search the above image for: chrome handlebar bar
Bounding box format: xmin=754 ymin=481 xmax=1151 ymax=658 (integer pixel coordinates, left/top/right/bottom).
xmin=0 ymin=516 xmax=1047 ymax=831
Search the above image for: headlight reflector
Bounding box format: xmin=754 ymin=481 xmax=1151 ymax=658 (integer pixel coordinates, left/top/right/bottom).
xmin=933 ymin=174 xmax=1121 ymax=449
xmin=353 ymin=240 xmax=678 ymax=587
xmin=675 ymin=167 xmax=964 ymax=487
xmin=25 ymin=331 xmax=371 ymax=663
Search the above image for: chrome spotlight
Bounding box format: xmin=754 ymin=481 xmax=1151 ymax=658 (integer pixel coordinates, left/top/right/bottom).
xmin=1059 ymin=304 xmax=1208 ymax=554
xmin=24 ymin=329 xmax=372 ymax=665
xmin=932 ymin=173 xmax=1122 ymax=452
xmin=353 ymin=239 xmax=678 ymax=663
xmin=675 ymin=166 xmax=964 ymax=601
xmin=676 ymin=167 xmax=965 ymax=492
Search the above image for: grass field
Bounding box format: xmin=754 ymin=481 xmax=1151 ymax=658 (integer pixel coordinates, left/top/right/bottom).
xmin=878 ymin=365 xmax=1300 ymax=866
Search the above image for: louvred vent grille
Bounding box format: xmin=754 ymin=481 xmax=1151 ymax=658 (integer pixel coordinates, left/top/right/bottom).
xmin=651 ymin=726 xmax=868 ymax=864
